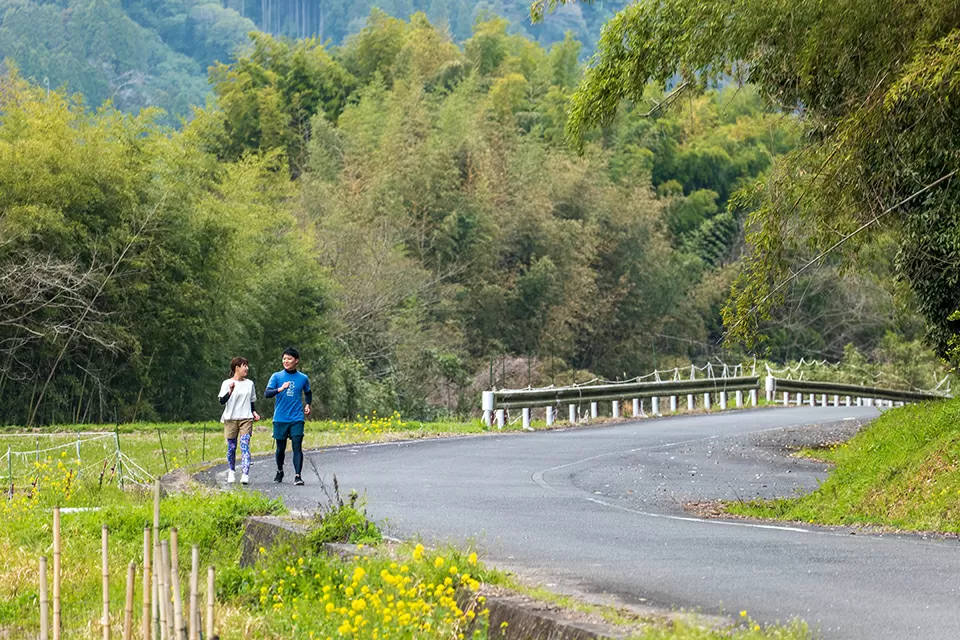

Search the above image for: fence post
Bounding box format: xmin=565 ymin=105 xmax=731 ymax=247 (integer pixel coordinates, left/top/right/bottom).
xmin=632 ymin=398 xmax=640 ymax=417
xmin=496 ymin=410 xmax=505 ymax=429
xmin=652 ymin=397 xmax=660 ymax=416
xmin=590 ymin=402 xmax=598 ymax=420
xmin=101 ymin=526 xmax=110 ymax=640
xmin=206 ymin=567 xmax=215 ymax=640
xmin=735 ymin=390 xmax=743 ymax=408
xmin=522 ymin=408 xmax=531 ymax=431
xmin=115 ymin=427 xmax=124 ymax=490
xmin=750 ymin=388 xmax=758 ymax=406
xmin=719 ymin=392 xmax=727 ymax=410
xmin=765 ymin=375 xmax=775 ymax=402
xmin=703 ymin=393 xmax=711 ymax=410
xmin=545 ymin=406 xmax=554 ymax=426
xmin=611 ymin=401 xmax=620 ymax=418
xmin=53 ymin=508 xmax=60 ymax=640
xmin=40 ymin=556 xmax=49 ymax=640
xmin=688 ymin=366 xmax=695 ymax=411
xmin=481 ymin=391 xmax=494 ymax=427
xmin=670 ymin=396 xmax=677 ymax=412
xmin=568 ymin=405 xmax=576 ymax=424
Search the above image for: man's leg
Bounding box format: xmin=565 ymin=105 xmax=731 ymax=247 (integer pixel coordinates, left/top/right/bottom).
xmin=291 ymin=435 xmax=304 ymax=477
xmin=274 ymin=438 xmax=287 ymax=482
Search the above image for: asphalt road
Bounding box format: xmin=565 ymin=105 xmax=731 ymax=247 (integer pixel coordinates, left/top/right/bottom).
xmin=203 ymin=406 xmax=960 ymax=639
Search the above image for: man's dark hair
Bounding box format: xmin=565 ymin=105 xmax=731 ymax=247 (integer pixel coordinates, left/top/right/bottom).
xmin=282 ymin=347 xmax=300 ymax=360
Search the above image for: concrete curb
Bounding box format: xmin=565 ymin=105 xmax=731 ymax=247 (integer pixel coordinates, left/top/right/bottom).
xmin=240 ymin=516 xmax=624 ymax=640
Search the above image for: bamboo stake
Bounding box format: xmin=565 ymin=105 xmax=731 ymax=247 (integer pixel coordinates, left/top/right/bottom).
xmin=159 ymin=541 xmax=170 ymax=640
xmin=53 ymin=507 xmax=61 ymax=640
xmin=143 ymin=528 xmax=151 ymax=640
xmin=188 ymin=546 xmax=199 ymax=640
xmin=101 ymin=525 xmax=110 ymax=640
xmin=153 ymin=480 xmax=161 ymax=531
xmin=153 ymin=480 xmax=162 ymax=640
xmin=39 ymin=556 xmax=49 ymax=640
xmin=170 ymin=528 xmax=185 ymax=640
xmin=153 ymin=529 xmax=161 ymax=640
xmin=206 ymin=567 xmax=214 ymax=640
xmin=124 ymin=562 xmax=135 ymax=640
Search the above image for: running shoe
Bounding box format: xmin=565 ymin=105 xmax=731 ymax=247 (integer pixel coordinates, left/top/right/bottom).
xmin=240 ymin=473 xmax=249 ymax=485
xmin=274 ymin=470 xmax=284 ymax=483
xmin=227 ymin=470 xmax=236 ymax=484
xmin=294 ymin=475 xmax=304 ymax=486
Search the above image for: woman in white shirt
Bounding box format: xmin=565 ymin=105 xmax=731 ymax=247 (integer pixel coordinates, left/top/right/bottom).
xmin=218 ymin=357 xmax=260 ymax=484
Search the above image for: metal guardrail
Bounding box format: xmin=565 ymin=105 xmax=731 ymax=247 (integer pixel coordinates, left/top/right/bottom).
xmin=482 ymin=376 xmax=760 ymax=428
xmin=481 ymin=374 xmax=951 ymax=429
xmin=767 ymin=377 xmax=949 ymax=404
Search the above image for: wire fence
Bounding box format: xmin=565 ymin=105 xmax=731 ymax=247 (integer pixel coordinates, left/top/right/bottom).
xmin=0 ymin=431 xmax=156 ymax=497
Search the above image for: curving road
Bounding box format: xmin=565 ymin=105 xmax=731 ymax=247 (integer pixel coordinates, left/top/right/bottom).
xmin=204 ymin=406 xmax=960 ymax=639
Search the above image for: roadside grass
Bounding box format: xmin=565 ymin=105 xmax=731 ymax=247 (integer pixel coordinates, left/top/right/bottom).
xmin=0 ymin=413 xmax=496 ymax=481
xmin=727 ymin=398 xmax=960 ymax=532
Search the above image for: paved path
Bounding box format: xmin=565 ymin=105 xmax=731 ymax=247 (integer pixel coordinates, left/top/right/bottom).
xmin=204 ymin=406 xmax=960 ymax=639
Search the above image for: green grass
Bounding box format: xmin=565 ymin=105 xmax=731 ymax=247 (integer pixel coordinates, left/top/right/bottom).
xmin=728 ymin=398 xmax=960 ymax=532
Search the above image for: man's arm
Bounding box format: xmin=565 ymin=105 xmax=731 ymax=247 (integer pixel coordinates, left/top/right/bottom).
xmin=265 ymin=374 xmax=279 ymax=398
xmin=303 ymin=377 xmax=312 ymax=416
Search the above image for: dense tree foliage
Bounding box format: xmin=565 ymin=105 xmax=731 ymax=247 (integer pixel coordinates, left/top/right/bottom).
xmin=0 ymin=9 xmax=940 ymax=424
xmin=548 ymin=0 xmax=960 ymax=366
xmin=0 ymin=68 xmax=337 ymax=424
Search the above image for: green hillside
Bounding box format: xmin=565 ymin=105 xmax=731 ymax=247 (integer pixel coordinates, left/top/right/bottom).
xmin=0 ymin=0 xmax=627 ymax=121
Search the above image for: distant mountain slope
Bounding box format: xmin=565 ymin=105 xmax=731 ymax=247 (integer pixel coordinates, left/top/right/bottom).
xmin=0 ymin=0 xmax=624 ymax=120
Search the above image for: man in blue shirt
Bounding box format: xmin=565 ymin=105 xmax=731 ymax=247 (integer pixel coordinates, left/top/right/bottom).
xmin=265 ymin=347 xmax=312 ymax=485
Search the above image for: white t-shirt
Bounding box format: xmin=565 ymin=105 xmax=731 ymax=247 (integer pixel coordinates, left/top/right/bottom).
xmin=218 ymin=378 xmax=256 ymax=422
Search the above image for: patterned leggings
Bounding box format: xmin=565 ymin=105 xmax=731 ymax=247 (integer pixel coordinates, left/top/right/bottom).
xmin=226 ymin=434 xmax=252 ymax=474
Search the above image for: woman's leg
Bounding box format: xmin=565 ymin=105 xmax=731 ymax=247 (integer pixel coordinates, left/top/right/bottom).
xmin=291 ymin=435 xmax=304 ymax=476
xmin=226 ymin=438 xmax=238 ymax=471
xmin=239 ymin=433 xmax=252 ymax=475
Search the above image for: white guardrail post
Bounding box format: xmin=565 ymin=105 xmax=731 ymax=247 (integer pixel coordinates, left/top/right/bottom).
xmin=482 ymin=391 xmax=494 ymax=427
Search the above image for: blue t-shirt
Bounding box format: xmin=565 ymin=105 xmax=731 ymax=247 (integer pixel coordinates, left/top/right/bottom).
xmin=267 ymin=369 xmax=311 ymax=423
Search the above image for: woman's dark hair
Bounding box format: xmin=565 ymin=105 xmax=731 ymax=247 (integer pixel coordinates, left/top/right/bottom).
xmin=229 ymin=357 xmax=249 ymax=376
xmin=282 ymin=347 xmax=300 ymax=360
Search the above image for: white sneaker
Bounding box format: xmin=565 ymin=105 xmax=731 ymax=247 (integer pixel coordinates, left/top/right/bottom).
xmin=227 ymin=469 xmax=236 ymax=484
xmin=240 ymin=473 xmax=249 ymax=485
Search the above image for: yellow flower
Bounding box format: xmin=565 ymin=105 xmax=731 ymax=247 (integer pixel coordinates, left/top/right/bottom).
xmin=740 ymin=610 xmax=748 ymax=618
xmin=434 ymin=556 xmax=445 ymax=568
xmin=412 ymin=544 xmax=424 ymax=560
xmin=468 ymin=552 xmax=478 ymax=566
